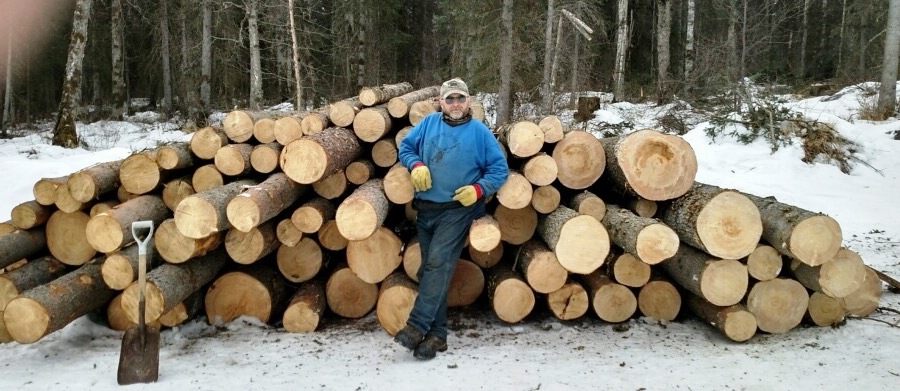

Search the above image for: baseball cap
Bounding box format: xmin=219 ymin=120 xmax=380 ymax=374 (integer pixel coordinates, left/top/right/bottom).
xmin=441 ymin=78 xmax=469 ymax=99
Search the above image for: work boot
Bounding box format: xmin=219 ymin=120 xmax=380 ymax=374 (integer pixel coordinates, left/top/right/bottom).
xmin=393 ymin=325 xmax=424 ymax=351
xmin=413 ymin=334 xmax=447 ymax=360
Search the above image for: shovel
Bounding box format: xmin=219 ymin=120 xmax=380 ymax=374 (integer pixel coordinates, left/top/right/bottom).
xmin=117 ymin=220 xmax=160 ymax=385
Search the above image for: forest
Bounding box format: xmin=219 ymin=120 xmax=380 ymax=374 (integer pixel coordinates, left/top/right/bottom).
xmin=0 ymin=0 xmax=897 ymax=142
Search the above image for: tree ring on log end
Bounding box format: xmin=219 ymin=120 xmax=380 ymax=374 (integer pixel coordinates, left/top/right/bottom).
xmin=636 ymin=223 xmax=680 ymax=265
xmin=618 ymin=130 xmax=697 ymax=200
xmin=555 ymin=215 xmax=609 ymax=274
xmin=492 ymin=279 xmax=534 ymax=323
xmin=4 ymin=297 xmax=49 ymax=344
xmin=205 ymin=272 xmax=273 ymax=324
xmin=696 ymin=191 xmax=762 ymax=259
xmin=701 ymin=259 xmax=748 ymax=306
xmin=723 ymin=309 xmax=757 ymax=342
xmin=791 ymin=215 xmax=842 ymax=266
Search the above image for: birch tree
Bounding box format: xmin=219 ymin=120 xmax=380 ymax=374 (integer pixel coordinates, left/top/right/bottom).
xmin=52 ymin=0 xmax=93 ymax=148
xmin=247 ymin=0 xmax=263 ymax=110
xmin=288 ymin=0 xmax=303 ymax=110
xmin=200 ymin=0 xmax=211 ymax=108
xmin=684 ymin=0 xmax=695 ymax=86
xmin=877 ymin=0 xmax=900 ymax=118
xmin=613 ymin=0 xmax=629 ymax=101
xmin=496 ymin=0 xmax=514 ymax=126
xmin=110 ymin=0 xmax=126 ymax=119
xmin=541 ymin=0 xmax=555 ymax=113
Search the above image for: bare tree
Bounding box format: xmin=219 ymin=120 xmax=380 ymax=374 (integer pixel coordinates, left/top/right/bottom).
xmin=110 ymin=0 xmax=126 ymax=119
xmin=496 ymin=0 xmax=514 ymax=126
xmin=52 ymin=0 xmax=93 ymax=148
xmin=288 ymin=0 xmax=303 ymax=110
xmin=684 ymin=0 xmax=695 ymax=86
xmin=247 ymin=0 xmax=263 ymax=110
xmin=656 ymin=0 xmax=672 ymax=103
xmin=799 ymin=0 xmax=811 ymax=79
xmin=613 ymin=0 xmax=629 ymax=101
xmin=201 ymin=0 xmax=211 ymax=108
xmin=159 ymin=0 xmax=173 ymax=116
xmin=2 ymin=28 xmax=12 ymax=136
xmin=541 ymin=0 xmax=556 ymax=113
xmin=878 ymin=0 xmax=900 ymax=117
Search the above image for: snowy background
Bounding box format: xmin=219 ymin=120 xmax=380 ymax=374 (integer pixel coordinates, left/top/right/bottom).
xmin=0 ymin=84 xmax=898 ymax=390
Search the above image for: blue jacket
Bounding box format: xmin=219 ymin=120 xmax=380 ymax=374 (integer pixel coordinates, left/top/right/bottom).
xmin=398 ymin=113 xmax=508 ymax=203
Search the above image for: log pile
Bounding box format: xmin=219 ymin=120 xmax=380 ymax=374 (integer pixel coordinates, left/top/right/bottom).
xmin=0 ymin=81 xmax=885 ymax=346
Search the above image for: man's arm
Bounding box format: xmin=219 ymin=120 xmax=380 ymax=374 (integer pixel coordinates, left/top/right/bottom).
xmin=475 ymin=132 xmax=509 ymax=196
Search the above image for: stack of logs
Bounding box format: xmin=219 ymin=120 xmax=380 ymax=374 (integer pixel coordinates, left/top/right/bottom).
xmin=0 ymin=81 xmax=884 ymax=345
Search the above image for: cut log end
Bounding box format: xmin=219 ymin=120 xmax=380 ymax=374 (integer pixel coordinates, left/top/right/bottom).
xmin=721 ymin=307 xmax=758 ymax=342
xmin=593 ymin=283 xmax=637 ymax=323
xmin=336 ymin=201 xmax=378 ymax=241
xmin=635 ymin=223 xmax=680 ymax=265
xmin=617 ymin=130 xmax=697 ymax=201
xmin=205 ymin=272 xmax=274 ymax=325
xmin=696 ymin=191 xmax=762 ymax=259
xmin=555 ymin=215 xmax=610 ymax=274
xmin=101 ymin=254 xmax=133 ymax=290
xmin=281 ymin=141 xmax=328 ymax=184
xmin=283 ymin=302 xmax=322 ymax=333
xmin=174 ymin=198 xmax=219 ymax=239
xmin=3 ymin=297 xmax=50 ymax=344
xmin=700 ymin=260 xmax=748 ymax=307
xmin=85 ymin=213 xmax=126 ymax=253
xmin=546 ymin=282 xmax=589 ymax=321
xmin=637 ymin=280 xmax=681 ymax=321
xmin=791 ymin=215 xmax=842 ymax=266
xmin=747 ymin=278 xmax=809 ymax=334
xmin=492 ymin=278 xmax=535 ymax=323
xmin=122 ymin=282 xmax=166 ymax=324
xmin=226 ymin=196 xmax=262 ymax=233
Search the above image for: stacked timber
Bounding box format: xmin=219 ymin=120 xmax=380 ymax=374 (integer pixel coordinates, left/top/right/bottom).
xmin=0 ymin=81 xmax=886 ymax=347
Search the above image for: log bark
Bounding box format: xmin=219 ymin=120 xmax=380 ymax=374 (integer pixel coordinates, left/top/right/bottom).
xmin=568 ymin=190 xmax=606 ymax=222
xmin=291 ymin=197 xmax=335 ymax=234
xmin=659 ymin=244 xmax=748 ymax=306
xmin=204 ymin=263 xmax=292 ymax=325
xmin=190 ymin=126 xmax=229 ymax=160
xmin=790 ymin=248 xmax=865 ymax=298
xmin=227 ymin=172 xmax=307 ymax=232
xmin=46 ymin=211 xmax=96 ymax=266
xmin=552 ymin=130 xmax=605 ymax=189
xmin=599 ymin=129 xmax=697 ymax=201
xmin=742 ymin=192 xmax=842 ymax=267
xmin=521 ymin=153 xmax=558 ymax=186
xmin=214 ymin=143 xmax=254 ymax=177
xmin=0 ymin=227 xmax=46 ymax=269
xmin=387 ymin=86 xmax=439 ymax=118
xmin=486 ymin=267 xmax=535 ymax=323
xmin=161 ymin=176 xmax=195 ymax=211
xmin=100 ymin=243 xmax=163 ymax=290
xmin=33 ymin=176 xmax=68 ymax=206
xmin=224 ymin=221 xmax=280 ymax=265
xmin=346 ymin=159 xmax=376 ymax=185
xmin=280 ymin=127 xmax=361 ymax=184
xmin=685 ymin=293 xmax=757 ymax=342
xmin=744 ymin=244 xmax=782 ymax=281
xmin=282 ymin=279 xmax=326 ymax=333
xmin=249 ymin=142 xmax=283 ymax=174
xmin=546 ymin=280 xmax=589 ymax=320
xmin=497 ymin=121 xmax=545 ymax=158
xmin=154 ymin=218 xmax=222 ymax=264
xmin=371 ymin=138 xmax=398 ymax=168
xmin=312 ymin=169 xmax=348 ymax=200
xmin=3 ymin=256 xmax=113 ymax=344
xmin=578 ymin=269 xmax=637 ymax=323
xmin=496 ymin=170 xmax=533 ymax=210
xmin=353 ymin=106 xmax=393 ymax=142
xmin=156 ymin=142 xmax=195 ymax=170
xmin=659 ymin=183 xmax=762 ymax=259
xmin=336 ymin=179 xmax=388 ymax=241
xmin=468 ymin=215 xmax=502 ymax=253
xmin=325 ymin=262 xmax=378 ymax=318
xmin=383 ymin=163 xmax=413 ymax=205
xmin=175 ymin=179 xmax=259 ymax=239
xmin=515 ymin=239 xmax=568 ymax=294
xmin=252 ymin=117 xmax=277 ymax=144
xmin=637 ymin=277 xmax=682 ymax=321
xmin=375 ymin=271 xmax=417 ymax=336
xmin=0 ymin=255 xmax=68 ymax=309
xmin=66 ymin=159 xmax=123 ymax=202
xmin=494 ymin=204 xmax=538 ymax=245
xmin=840 ymin=266 xmax=883 ymax=317
xmin=85 ymin=195 xmax=168 ymax=253
xmin=276 ymin=237 xmax=325 ymax=283
xmin=191 ymin=163 xmax=224 ymax=192
xmin=602 ymin=204 xmax=679 ymax=265
xmin=746 ymin=278 xmax=809 ymax=334
xmin=329 ymin=98 xmax=364 ymax=128
xmin=359 ymin=82 xmax=414 ymax=106
xmin=346 ymin=226 xmax=402 ymax=284
xmin=448 ymin=259 xmax=484 ymax=307
xmin=537 ymin=205 xmax=610 ymax=274
xmin=805 ymin=291 xmax=846 ymax=327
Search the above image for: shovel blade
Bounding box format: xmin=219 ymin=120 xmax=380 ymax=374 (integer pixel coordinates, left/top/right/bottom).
xmin=117 ymin=324 xmax=160 ymax=385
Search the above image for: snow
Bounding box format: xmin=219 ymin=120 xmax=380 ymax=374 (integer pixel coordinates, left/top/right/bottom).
xmin=1 ymin=86 xmax=899 ymax=391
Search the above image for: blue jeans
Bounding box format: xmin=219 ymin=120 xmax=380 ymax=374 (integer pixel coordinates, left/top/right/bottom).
xmin=406 ymin=199 xmax=485 ymax=340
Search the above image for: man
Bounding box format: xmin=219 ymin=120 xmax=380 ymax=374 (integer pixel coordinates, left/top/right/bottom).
xmin=395 ymin=78 xmax=509 ymax=360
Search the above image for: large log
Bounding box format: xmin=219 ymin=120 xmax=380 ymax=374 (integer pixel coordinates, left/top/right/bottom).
xmin=685 ymin=293 xmax=757 ymax=342
xmin=486 ymin=267 xmax=535 ymax=323
xmin=214 ymin=143 xmax=254 ymax=177
xmin=156 ymin=142 xmax=195 ymax=170
xmin=154 ymin=218 xmax=222 ymax=264
xmin=746 ymin=278 xmax=809 ymax=334
xmin=789 ymin=247 xmax=865 ymax=298
xmin=567 ymin=190 xmax=606 ymax=222
xmin=282 ymin=279 xmax=327 ymax=333
xmin=468 ymin=215 xmax=502 ymax=253
xmin=497 ymin=121 xmax=545 ymax=158
xmin=280 ymin=127 xmax=361 ymax=184
xmin=325 ymin=262 xmax=378 ymax=318
xmin=100 ymin=243 xmax=162 ymax=290
xmin=275 ymin=218 xmax=304 ymax=247
xmin=224 ymin=221 xmax=280 ymax=265
xmin=521 ymin=153 xmax=558 ymax=186
xmin=602 ymin=204 xmax=679 ymax=265
xmin=0 ymin=255 xmax=68 ymax=309
xmin=85 ymin=195 xmax=169 ymax=253
xmin=312 ymin=169 xmax=348 ymax=200
xmin=552 ymin=130 xmax=605 ymax=190
xmin=274 ymin=115 xmax=304 ymax=145
xmin=252 ymin=117 xmax=277 ymax=144
xmin=336 ymin=179 xmax=388 ymax=241
xmin=578 ymin=270 xmax=637 ymax=323
xmin=291 ymin=197 xmax=335 ymax=234
xmin=223 ymin=110 xmax=281 ymax=143
xmin=371 ymin=138 xmax=398 ymax=168
xmin=276 ymin=238 xmax=325 ymax=283
xmin=53 ymin=182 xmax=86 ymax=213
xmin=840 ymin=266 xmax=883 ymax=317
xmin=546 ymin=280 xmax=589 ymax=320
xmin=607 ymin=251 xmax=651 ymax=288
xmin=161 ymin=176 xmax=195 ymax=211
xmin=329 ymin=98 xmax=364 ymax=128
xmin=599 ymin=129 xmax=697 ymax=201
xmin=408 ymin=100 xmax=436 ymax=126
xmin=742 ymin=192 xmax=842 ymax=267
xmin=174 ymin=179 xmax=259 ymax=239
xmin=204 ymin=263 xmax=292 ymax=325
xmin=359 ymin=82 xmax=414 ymax=106
xmin=190 ymin=126 xmax=229 ymax=160
xmin=346 ymin=226 xmax=402 ymax=284
xmin=531 ymin=186 xmax=560 ymax=215
xmin=191 ymin=163 xmax=225 ymax=192
xmin=227 ymin=172 xmax=307 ymax=232
xmin=375 ymin=271 xmax=417 ymax=336
xmin=494 ymin=204 xmax=538 ymax=245
xmin=122 ymin=249 xmax=229 ymax=324
xmin=353 ymin=106 xmax=393 ymax=143
xmin=637 ymin=276 xmax=682 ymax=321
xmin=401 ymin=238 xmax=422 ymax=281
xmin=3 ymin=256 xmax=113 ymax=343
xmin=387 ymin=86 xmax=439 ymax=118
xmin=515 ymin=239 xmax=568 ymax=294
xmin=45 ymin=211 xmax=96 ymax=266
xmin=346 ymin=159 xmax=376 ymax=185
xmin=317 ymin=220 xmax=348 ymax=251
xmin=119 ymin=151 xmax=165 ymax=195
xmin=659 ymin=244 xmax=748 ymax=307
xmin=537 ymin=205 xmax=609 ymax=275
xmin=66 ymin=159 xmax=124 ymax=202
xmin=299 ymin=109 xmax=329 ymax=138
xmin=537 ymin=115 xmax=565 ymax=144
xmin=0 ymin=227 xmax=47 ymax=269
xmin=659 ymin=183 xmax=762 ymax=260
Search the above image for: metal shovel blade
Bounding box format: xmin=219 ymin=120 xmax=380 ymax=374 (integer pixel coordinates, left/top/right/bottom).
xmin=117 ymin=220 xmax=159 ymax=385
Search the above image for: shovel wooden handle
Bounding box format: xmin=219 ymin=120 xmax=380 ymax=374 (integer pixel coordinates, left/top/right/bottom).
xmin=131 ymin=221 xmax=154 ymax=327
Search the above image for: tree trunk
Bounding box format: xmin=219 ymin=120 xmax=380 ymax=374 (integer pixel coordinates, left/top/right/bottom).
xmin=190 ymin=126 xmax=229 ymax=160
xmin=159 ymin=0 xmax=173 ymax=116
xmin=685 ymin=293 xmax=756 ymax=342
xmin=799 ymin=0 xmax=810 ymax=78
xmin=46 ymin=211 xmax=96 ymax=266
xmin=684 ymin=0 xmax=695 ymax=87
xmin=280 ymin=127 xmax=361 ymax=184
xmin=276 ymin=237 xmax=325 ymax=283
xmin=612 ymin=0 xmax=629 ymax=101
xmin=325 ymin=262 xmax=378 ymax=318
xmin=52 ymin=0 xmax=93 ymax=148
xmin=537 ymin=205 xmax=609 ymax=275
xmin=546 ymin=279 xmax=589 ymax=321
xmin=742 ymin=192 xmax=842 ymax=266
xmin=3 ymin=256 xmax=111 ymax=344
xmin=335 ymin=179 xmax=388 ymax=241
xmin=282 ymin=279 xmax=327 ymax=333
xmin=541 ymin=0 xmax=556 ymax=113
xmin=578 ymin=269 xmax=637 ymax=323
xmin=387 ymin=86 xmax=439 ymax=119
xmin=224 ymin=220 xmax=280 ymax=265
xmin=174 ymin=179 xmax=259 ymax=239
xmin=790 ymin=248 xmax=865 ymax=299
xmin=746 ymin=278 xmax=809 ymax=334
xmin=200 ymin=0 xmax=212 ymax=108
xmin=656 ymin=0 xmax=672 ymax=103
xmin=602 ymin=204 xmax=679 ymax=265
xmin=287 ymin=0 xmax=303 ymax=110
xmin=226 ymin=172 xmax=307 ymax=232
xmin=496 ymin=0 xmax=514 ymax=126
xmin=291 ymin=197 xmax=335 ymax=234
xmin=659 ymin=183 xmax=762 ymax=260
xmin=205 ymin=263 xmax=291 ymax=325
xmin=486 ymin=266 xmax=534 ymax=324
xmin=599 ymin=129 xmax=697 ymax=201
xmin=0 ymin=255 xmax=68 ymax=309
xmin=553 ymin=130 xmax=605 ymax=189
xmin=375 ymin=271 xmax=417 ymax=336
xmin=878 ymin=0 xmax=900 ymax=117
xmin=110 ymin=0 xmax=126 ymax=118
xmin=346 ymin=226 xmax=402 ymax=284
xmin=67 ymin=159 xmax=123 ymax=202
xmin=659 ymin=244 xmax=748 ymax=307
xmin=85 ymin=195 xmax=168 ymax=253
xmin=246 ymin=0 xmax=263 ymax=110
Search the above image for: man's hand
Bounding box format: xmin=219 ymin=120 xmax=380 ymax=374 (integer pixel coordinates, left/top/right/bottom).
xmin=452 ymin=185 xmax=479 ymax=206
xmin=411 ymin=166 xmax=432 ymax=192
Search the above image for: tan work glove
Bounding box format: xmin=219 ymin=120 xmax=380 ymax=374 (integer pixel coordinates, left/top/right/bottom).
xmin=452 ymin=185 xmax=479 ymax=206
xmin=410 ymin=165 xmax=432 ymax=192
